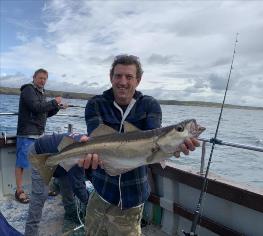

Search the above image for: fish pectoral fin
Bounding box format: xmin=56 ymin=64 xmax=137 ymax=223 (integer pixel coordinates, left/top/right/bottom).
xmin=57 ymin=136 xmax=75 ymax=152
xmin=146 ymin=154 xmax=154 ymax=163
xmin=29 ymin=153 xmax=56 ymax=185
xmin=103 ymin=162 xmax=131 ymax=176
xmin=59 ymin=159 xmax=79 ymax=171
xmin=146 ymin=145 xmax=161 ymax=163
xmin=90 ymin=124 xmax=117 ymax=137
xmin=146 ymin=149 xmax=171 ymax=164
xmin=123 ymin=122 xmax=140 ymax=132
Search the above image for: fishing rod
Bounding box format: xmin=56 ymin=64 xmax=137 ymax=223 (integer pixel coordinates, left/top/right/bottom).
xmin=65 ymin=104 xmax=86 ymax=108
xmin=183 ymin=33 xmax=239 ymax=236
xmin=0 ymin=112 xmax=84 ymax=118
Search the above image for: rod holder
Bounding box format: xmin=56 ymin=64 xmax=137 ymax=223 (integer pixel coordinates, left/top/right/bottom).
xmin=68 ymin=124 xmax=73 ymax=133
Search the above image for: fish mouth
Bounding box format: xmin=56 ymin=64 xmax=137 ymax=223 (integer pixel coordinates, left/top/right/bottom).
xmin=190 ymin=119 xmax=206 ymax=137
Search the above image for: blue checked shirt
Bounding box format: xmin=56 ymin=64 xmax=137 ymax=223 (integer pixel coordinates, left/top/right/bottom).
xmin=85 ymin=88 xmax=162 ymax=209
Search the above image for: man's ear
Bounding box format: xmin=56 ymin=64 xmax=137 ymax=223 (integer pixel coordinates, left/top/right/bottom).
xmin=136 ymin=77 xmax=141 ymax=85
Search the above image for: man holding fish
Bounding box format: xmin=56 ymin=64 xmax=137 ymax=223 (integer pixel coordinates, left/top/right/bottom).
xmin=82 ymin=54 xmax=201 ymax=236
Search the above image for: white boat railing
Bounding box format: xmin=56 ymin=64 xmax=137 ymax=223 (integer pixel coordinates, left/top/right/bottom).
xmin=198 ymin=137 xmax=263 ymax=175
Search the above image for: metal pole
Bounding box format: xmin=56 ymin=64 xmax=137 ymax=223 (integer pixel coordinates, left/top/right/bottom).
xmin=199 ymin=138 xmax=263 ymax=152
xmin=68 ymin=124 xmax=73 ymax=133
xmin=200 ymin=141 xmax=206 ymax=175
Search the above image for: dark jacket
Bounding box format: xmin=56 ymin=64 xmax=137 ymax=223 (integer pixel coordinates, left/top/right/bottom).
xmin=17 ymin=83 xmax=60 ymax=136
xmin=85 ymin=88 xmax=162 ymax=209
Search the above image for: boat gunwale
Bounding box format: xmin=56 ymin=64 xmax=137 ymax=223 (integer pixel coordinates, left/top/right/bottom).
xmin=150 ymin=162 xmax=263 ymax=213
xmin=148 ymin=193 xmax=243 ymax=235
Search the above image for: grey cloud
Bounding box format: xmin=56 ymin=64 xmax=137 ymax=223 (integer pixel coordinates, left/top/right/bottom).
xmin=161 ymin=72 xmax=196 ymax=79
xmin=207 ymin=73 xmax=228 ymax=91
xmin=90 ymin=30 xmax=116 ymax=46
xmin=46 ymin=80 xmax=109 ymax=94
xmin=190 ymin=78 xmax=209 ymax=90
xmin=210 ymin=57 xmax=230 ymax=67
xmin=239 ymin=25 xmax=263 ymax=58
xmin=80 ymin=81 xmax=99 ymax=87
xmin=101 ymin=55 xmax=115 ymax=64
xmin=147 ymin=54 xmax=179 ymax=65
xmin=0 ymin=73 xmax=30 ymax=88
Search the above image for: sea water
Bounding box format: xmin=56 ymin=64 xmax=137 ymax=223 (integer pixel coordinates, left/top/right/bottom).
xmin=0 ymin=94 xmax=262 ymax=188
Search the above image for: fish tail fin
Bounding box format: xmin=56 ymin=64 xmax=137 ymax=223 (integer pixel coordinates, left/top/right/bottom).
xmin=29 ymin=153 xmax=57 ymax=185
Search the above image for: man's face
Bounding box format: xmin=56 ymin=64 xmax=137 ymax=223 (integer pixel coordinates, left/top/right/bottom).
xmin=110 ymin=64 xmax=140 ymax=105
xmin=33 ymin=72 xmax=48 ymax=89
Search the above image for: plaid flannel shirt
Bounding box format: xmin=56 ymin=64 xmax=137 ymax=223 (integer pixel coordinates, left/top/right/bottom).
xmin=85 ymin=88 xmax=162 ymax=209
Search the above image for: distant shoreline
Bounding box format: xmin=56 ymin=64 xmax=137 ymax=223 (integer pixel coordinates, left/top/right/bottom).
xmin=1 ymin=86 xmax=262 ymax=111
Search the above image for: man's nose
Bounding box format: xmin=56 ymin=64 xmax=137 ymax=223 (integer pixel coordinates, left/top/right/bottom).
xmin=118 ymin=75 xmax=128 ymax=84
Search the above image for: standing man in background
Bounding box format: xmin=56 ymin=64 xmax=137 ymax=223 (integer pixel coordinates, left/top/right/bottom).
xmin=15 ymin=68 xmax=66 ymax=203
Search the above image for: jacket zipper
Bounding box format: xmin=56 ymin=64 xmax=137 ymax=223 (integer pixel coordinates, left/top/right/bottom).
xmin=113 ymin=99 xmax=136 ymax=209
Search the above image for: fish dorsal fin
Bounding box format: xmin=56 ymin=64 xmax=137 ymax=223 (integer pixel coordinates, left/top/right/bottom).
xmin=123 ymin=122 xmax=140 ymax=132
xmin=90 ymin=124 xmax=117 ymax=137
xmin=58 ymin=136 xmax=75 ymax=152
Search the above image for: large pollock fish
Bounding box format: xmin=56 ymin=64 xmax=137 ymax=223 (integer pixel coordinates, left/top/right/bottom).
xmin=30 ymin=119 xmax=205 ymax=184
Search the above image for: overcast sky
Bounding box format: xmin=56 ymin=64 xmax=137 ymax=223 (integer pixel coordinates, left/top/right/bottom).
xmin=1 ymin=0 xmax=263 ymax=107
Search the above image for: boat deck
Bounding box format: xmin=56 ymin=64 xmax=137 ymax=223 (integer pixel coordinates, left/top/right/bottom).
xmin=0 ymin=194 xmax=168 ymax=236
xmin=0 ymin=194 xmax=64 ymax=235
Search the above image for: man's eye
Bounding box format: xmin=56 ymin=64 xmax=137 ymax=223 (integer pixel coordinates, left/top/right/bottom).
xmin=114 ymin=75 xmax=121 ymax=79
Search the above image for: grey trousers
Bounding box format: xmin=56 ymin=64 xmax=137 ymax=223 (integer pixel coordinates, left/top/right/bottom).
xmin=24 ymin=167 xmax=75 ymax=236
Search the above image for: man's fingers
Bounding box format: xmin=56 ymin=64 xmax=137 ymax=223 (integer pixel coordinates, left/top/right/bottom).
xmin=91 ymin=154 xmax=99 ymax=169
xmin=191 ymin=138 xmax=200 ymax=147
xmin=184 ymin=138 xmax=196 ymax=151
xmin=84 ymin=154 xmax=93 ymax=169
xmin=80 ymin=135 xmax=89 ymax=142
xmin=78 ymin=153 xmax=102 ymax=170
xmin=180 ymin=143 xmax=190 ymax=155
xmin=98 ymin=159 xmax=104 ymax=169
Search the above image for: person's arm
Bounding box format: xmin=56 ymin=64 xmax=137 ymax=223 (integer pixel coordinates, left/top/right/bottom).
xmin=34 ymin=133 xmax=68 ymax=154
xmin=47 ymin=105 xmax=60 ymax=117
xmin=145 ymin=97 xmax=162 ymax=130
xmin=67 ymin=165 xmax=89 ymax=204
xmin=21 ymin=85 xmax=60 ymax=114
xmin=47 ymin=97 xmax=68 ymax=117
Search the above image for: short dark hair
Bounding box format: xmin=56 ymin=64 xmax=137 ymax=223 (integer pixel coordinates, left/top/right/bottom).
xmin=110 ymin=54 xmax=143 ymax=79
xmin=33 ymin=68 xmax=48 ymax=78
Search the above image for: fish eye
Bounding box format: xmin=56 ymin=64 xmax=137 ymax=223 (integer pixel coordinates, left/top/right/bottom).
xmin=176 ymin=125 xmax=184 ymax=132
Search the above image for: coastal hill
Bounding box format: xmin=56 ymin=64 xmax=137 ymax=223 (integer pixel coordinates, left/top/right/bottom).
xmin=0 ymin=86 xmax=262 ymax=111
